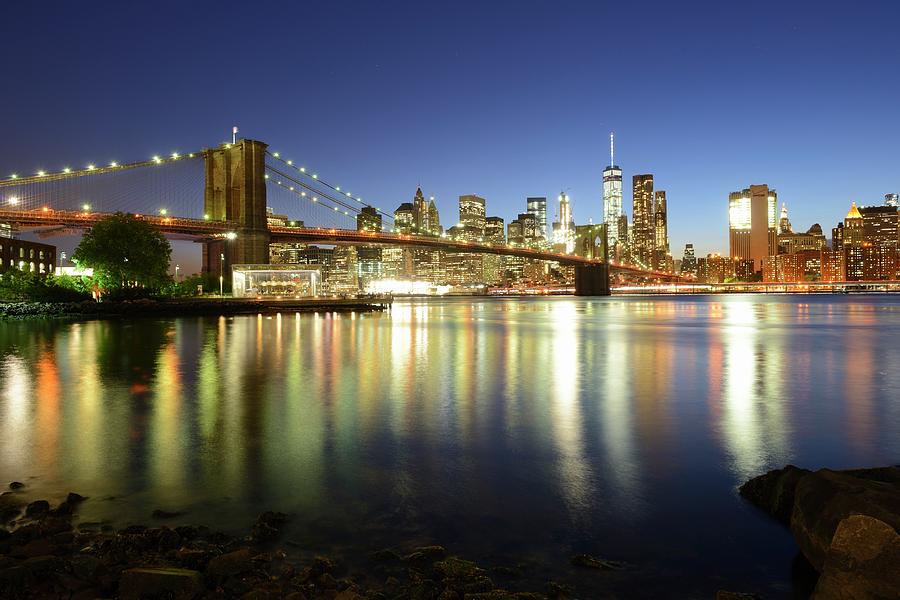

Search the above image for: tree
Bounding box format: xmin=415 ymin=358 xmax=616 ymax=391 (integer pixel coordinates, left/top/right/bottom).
xmin=72 ymin=212 xmax=171 ymax=293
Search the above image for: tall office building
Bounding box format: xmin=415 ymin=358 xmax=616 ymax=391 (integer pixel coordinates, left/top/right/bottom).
xmin=886 ymin=193 xmax=899 ymax=207
xmin=459 ymin=194 xmax=486 ymax=235
xmin=526 ymin=197 xmax=548 ymax=241
xmin=653 ymin=190 xmax=669 ymax=270
xmin=603 ymin=133 xmax=624 ymax=248
xmin=632 ymin=174 xmax=655 ymax=267
xmin=552 ymin=191 xmax=575 ymax=253
xmin=728 ymin=184 xmax=777 ymax=273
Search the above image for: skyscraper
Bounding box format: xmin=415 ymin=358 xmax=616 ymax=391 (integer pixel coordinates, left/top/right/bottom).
xmin=886 ymin=193 xmax=899 ymax=207
xmin=526 ymin=197 xmax=548 ymax=241
xmin=552 ymin=191 xmax=575 ymax=253
xmin=653 ymin=190 xmax=669 ymax=270
xmin=458 ymin=194 xmax=486 ymax=235
xmin=603 ymin=133 xmax=624 ymax=248
xmin=728 ymin=184 xmax=777 ymax=273
xmin=631 ymin=174 xmax=654 ymax=267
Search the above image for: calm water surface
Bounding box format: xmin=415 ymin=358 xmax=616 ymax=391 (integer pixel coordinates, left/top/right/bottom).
xmin=2 ymin=296 xmax=900 ymax=597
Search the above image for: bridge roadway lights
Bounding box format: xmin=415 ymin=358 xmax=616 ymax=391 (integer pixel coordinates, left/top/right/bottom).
xmin=574 ymin=263 xmax=611 ymax=296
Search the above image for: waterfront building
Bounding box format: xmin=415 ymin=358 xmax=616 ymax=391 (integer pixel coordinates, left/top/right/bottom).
xmin=820 ymin=248 xmax=845 ymax=281
xmin=632 ymin=174 xmax=654 ymax=267
xmin=681 ymin=244 xmax=697 ymax=275
xmin=886 ymin=193 xmax=899 ymax=208
xmin=728 ymin=184 xmax=777 ymax=274
xmin=232 ymin=264 xmax=320 ymax=297
xmin=0 ymin=239 xmax=56 ymax=274
xmin=762 ymin=251 xmax=822 ymax=283
xmin=653 ymin=190 xmax=670 ymax=271
xmin=696 ymin=253 xmax=733 ymax=284
xmin=603 ymin=133 xmax=624 ymax=249
xmin=355 ymin=207 xmax=383 ymax=287
xmin=526 ymin=197 xmax=548 ymax=242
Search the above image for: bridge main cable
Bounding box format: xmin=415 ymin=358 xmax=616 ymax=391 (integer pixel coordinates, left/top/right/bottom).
xmin=0 ymin=150 xmax=204 ymax=188
xmin=265 ymin=165 xmax=374 ymax=220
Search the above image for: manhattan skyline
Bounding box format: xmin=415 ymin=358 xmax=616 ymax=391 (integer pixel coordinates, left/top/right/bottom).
xmin=2 ymin=0 xmax=899 ymax=266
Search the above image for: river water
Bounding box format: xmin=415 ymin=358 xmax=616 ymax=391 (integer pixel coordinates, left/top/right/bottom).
xmin=2 ymin=296 xmax=899 ymax=597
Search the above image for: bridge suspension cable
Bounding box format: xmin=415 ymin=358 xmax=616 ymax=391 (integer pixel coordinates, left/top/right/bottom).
xmin=265 ymin=151 xmax=393 ymax=222
xmin=0 ymin=150 xmax=203 ymax=188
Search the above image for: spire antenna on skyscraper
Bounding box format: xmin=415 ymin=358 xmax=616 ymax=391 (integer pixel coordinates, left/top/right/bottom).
xmin=610 ymin=132 xmax=615 ymax=167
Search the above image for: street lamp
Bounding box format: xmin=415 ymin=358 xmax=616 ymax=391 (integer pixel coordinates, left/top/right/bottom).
xmin=175 ymin=264 xmax=180 ymax=281
xmin=219 ymin=253 xmax=224 ymax=296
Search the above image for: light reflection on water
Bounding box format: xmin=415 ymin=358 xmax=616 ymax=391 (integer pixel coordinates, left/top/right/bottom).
xmin=1 ymin=295 xmax=900 ymax=597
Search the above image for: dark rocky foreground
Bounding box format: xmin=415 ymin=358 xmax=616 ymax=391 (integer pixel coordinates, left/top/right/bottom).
xmin=0 ymin=298 xmax=390 ymax=320
xmin=739 ymin=465 xmax=900 ymax=599
xmin=0 ymin=484 xmax=593 ymax=600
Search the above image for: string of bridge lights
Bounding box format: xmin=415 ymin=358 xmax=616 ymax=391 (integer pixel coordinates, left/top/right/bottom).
xmin=1 ymin=150 xmax=204 ymax=186
xmin=266 ymin=151 xmax=394 ymax=222
xmin=266 ymin=175 xmax=356 ymax=220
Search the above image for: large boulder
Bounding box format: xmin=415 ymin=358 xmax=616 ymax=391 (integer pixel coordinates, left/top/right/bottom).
xmin=812 ymin=515 xmax=900 ymax=599
xmin=738 ymin=465 xmax=810 ymax=525
xmin=790 ymin=467 xmax=900 ymax=570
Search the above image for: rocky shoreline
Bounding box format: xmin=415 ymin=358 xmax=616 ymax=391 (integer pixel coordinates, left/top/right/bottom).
xmin=1 ymin=483 xmax=596 ymax=600
xmin=5 ymin=464 xmax=896 ymax=599
xmin=739 ymin=464 xmax=900 ymax=599
xmin=0 ymin=298 xmax=390 ymax=320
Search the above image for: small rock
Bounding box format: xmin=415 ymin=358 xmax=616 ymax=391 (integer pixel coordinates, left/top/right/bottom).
xmin=8 ymin=482 xmax=24 ymax=490
xmin=25 ymin=500 xmax=50 ymax=518
xmin=434 ymin=556 xmax=482 ymax=579
xmin=206 ymin=547 xmax=253 ymax=583
xmin=404 ymin=545 xmax=446 ymax=562
xmin=120 ymin=567 xmax=204 ymax=600
xmin=66 ymin=492 xmax=87 ymax=504
xmin=570 ymin=554 xmax=627 ymax=570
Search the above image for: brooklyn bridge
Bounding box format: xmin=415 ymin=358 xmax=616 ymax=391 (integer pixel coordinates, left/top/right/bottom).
xmin=0 ymin=138 xmax=687 ymax=295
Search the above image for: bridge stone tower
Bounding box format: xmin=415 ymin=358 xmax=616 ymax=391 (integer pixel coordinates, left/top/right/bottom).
xmin=574 ymin=223 xmax=610 ymax=295
xmin=201 ymin=139 xmax=270 ymax=274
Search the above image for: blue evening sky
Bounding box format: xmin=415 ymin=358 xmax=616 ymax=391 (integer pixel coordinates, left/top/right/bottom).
xmin=2 ymin=0 xmax=899 ymax=270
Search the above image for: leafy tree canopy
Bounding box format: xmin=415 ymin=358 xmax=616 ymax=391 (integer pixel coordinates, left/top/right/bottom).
xmin=72 ymin=212 xmax=171 ymax=291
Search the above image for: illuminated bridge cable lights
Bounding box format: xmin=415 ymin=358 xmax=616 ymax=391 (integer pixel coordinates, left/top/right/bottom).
xmin=264 ymin=165 xmax=368 ymax=218
xmin=266 ymin=176 xmax=357 ymax=226
xmin=265 ymin=151 xmax=393 ymax=222
xmin=0 ymin=149 xmax=204 ymax=187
